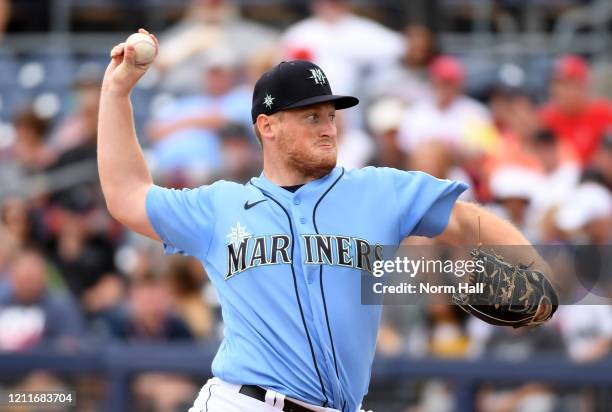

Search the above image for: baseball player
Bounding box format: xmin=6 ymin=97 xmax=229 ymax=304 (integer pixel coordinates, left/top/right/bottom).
xmin=98 ymin=29 xmax=558 ymax=412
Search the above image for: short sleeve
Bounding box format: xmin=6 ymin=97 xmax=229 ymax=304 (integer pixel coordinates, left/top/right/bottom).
xmin=390 ymin=169 xmax=468 ymax=239
xmin=146 ymin=184 xmax=217 ymax=260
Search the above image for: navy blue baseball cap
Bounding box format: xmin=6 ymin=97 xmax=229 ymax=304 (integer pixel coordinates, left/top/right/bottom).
xmin=251 ymin=60 xmax=359 ymax=123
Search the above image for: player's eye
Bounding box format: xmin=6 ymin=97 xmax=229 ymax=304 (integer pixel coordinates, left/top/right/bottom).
xmin=306 ymin=114 xmax=318 ymax=122
xmin=329 ymin=114 xmax=336 ymax=122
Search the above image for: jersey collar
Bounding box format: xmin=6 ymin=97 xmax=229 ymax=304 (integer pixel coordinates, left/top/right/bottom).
xmin=250 ymin=166 xmax=344 ymax=200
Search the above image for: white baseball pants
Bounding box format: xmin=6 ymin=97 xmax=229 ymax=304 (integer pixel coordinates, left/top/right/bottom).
xmin=188 ymin=377 xmax=341 ymax=412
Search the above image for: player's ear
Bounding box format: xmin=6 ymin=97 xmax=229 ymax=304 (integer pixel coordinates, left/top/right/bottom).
xmin=256 ymin=114 xmax=275 ymax=142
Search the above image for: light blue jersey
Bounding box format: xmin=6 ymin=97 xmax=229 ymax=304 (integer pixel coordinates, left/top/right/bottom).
xmin=146 ymin=166 xmax=467 ymax=412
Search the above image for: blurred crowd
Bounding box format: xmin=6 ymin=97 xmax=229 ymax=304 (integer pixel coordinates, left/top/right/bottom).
xmin=0 ymin=0 xmax=611 ymax=411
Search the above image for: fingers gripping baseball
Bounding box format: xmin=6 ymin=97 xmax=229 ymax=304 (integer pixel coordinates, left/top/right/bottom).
xmin=102 ymin=28 xmax=158 ymax=95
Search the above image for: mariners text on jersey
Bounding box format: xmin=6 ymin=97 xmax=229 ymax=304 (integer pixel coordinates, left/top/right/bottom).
xmin=226 ymin=233 xmax=384 ymax=279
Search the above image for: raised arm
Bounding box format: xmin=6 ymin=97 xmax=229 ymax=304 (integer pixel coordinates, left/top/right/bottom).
xmin=97 ymin=29 xmax=159 ymax=240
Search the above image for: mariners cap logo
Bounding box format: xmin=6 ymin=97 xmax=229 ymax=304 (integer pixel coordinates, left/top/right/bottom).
xmin=263 ymin=93 xmax=275 ymax=109
xmin=308 ymin=68 xmax=327 ymax=85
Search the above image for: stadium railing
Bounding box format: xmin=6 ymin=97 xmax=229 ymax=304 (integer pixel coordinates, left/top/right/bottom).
xmin=1 ymin=343 xmax=611 ymax=412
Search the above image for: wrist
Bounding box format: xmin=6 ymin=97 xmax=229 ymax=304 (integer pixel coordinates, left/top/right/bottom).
xmin=101 ymin=83 xmax=132 ymax=98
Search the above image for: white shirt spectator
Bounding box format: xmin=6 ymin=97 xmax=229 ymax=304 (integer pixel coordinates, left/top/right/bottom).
xmin=529 ymin=162 xmax=580 ymax=242
xmin=336 ymin=128 xmax=374 ymax=170
xmin=398 ymin=96 xmax=492 ymax=153
xmin=531 ymin=163 xmax=580 ymax=214
xmin=282 ymin=13 xmax=404 ymax=97
xmin=365 ymin=63 xmax=433 ymax=107
xmin=555 ymin=305 xmax=612 ymax=362
xmin=555 ymin=182 xmax=612 ymax=232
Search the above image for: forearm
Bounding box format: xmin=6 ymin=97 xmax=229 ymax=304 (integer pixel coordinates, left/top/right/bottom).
xmin=453 ymin=202 xmax=531 ymax=246
xmin=442 ymin=202 xmax=559 ymax=291
xmin=97 ymin=89 xmax=153 ymax=217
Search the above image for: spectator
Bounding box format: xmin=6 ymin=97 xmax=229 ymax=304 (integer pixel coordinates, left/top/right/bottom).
xmin=539 ymin=55 xmax=612 ymax=165
xmin=398 ymin=56 xmax=496 ymax=157
xmin=0 ymin=0 xmax=8 ymax=41
xmin=424 ymin=302 xmax=470 ymax=358
xmin=282 ymin=0 xmax=403 ymax=99
xmin=366 ymin=97 xmax=407 ymax=169
xmin=0 ymin=108 xmax=55 ymax=199
xmin=553 ymin=305 xmax=612 ymax=412
xmin=147 ymin=49 xmax=252 ymax=183
xmin=403 ymin=302 xmax=470 ymax=412
xmin=528 ymin=129 xmax=581 ymax=241
xmin=44 ymin=203 xmax=121 ymax=316
xmin=155 ymin=0 xmax=279 ymax=93
xmin=47 ymin=68 xmax=102 ymax=156
xmin=486 ymin=87 xmax=541 ymax=170
xmin=554 ymin=182 xmax=612 ymax=245
xmin=556 ymin=305 xmax=612 ymax=362
xmin=409 ymin=141 xmax=475 ymax=201
xmin=0 ymin=248 xmax=83 ymax=351
xmin=584 ymin=129 xmax=612 ymax=191
xmin=1 ymin=196 xmax=33 ymax=248
xmin=105 ymin=271 xmax=199 ymax=412
xmin=0 ymin=226 xmax=18 ymax=279
xmin=132 ymin=372 xmax=198 ymax=412
xmin=44 ymin=69 xmax=103 ymax=217
xmin=215 ymin=123 xmax=261 ymax=183
xmin=335 ymin=111 xmax=374 ymax=170
xmin=12 ymin=108 xmax=55 ymax=173
xmin=488 ymin=166 xmax=540 ymax=239
xmin=162 ymin=256 xmax=215 ymax=340
xmin=364 ymin=23 xmax=437 ymax=107
xmin=470 ymin=86 xmax=542 ymax=202
xmin=99 ymin=274 xmax=193 ymax=342
xmin=0 ymin=194 xmax=48 ymax=255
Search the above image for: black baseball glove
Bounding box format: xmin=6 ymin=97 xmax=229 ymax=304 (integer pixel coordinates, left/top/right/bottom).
xmin=452 ymin=247 xmax=558 ymax=328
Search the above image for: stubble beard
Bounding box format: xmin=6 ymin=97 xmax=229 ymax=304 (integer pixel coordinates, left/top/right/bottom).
xmin=279 ymin=131 xmax=337 ymax=180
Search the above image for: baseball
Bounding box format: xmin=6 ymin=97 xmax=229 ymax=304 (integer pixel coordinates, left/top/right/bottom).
xmin=126 ymin=32 xmax=157 ymax=65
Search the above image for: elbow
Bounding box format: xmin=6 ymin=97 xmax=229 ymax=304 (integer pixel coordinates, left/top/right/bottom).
xmin=103 ymin=183 xmax=152 ymax=227
xmin=437 ymin=201 xmax=479 ymax=245
xmin=104 ymin=195 xmax=127 ymax=224
xmin=103 ymin=191 xmax=138 ymax=224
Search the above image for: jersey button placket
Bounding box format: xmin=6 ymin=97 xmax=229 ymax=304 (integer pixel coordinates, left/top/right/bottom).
xmin=292 ymin=198 xmax=313 ymax=284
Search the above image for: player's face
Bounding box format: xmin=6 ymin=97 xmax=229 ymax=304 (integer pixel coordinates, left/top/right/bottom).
xmin=276 ymin=102 xmax=338 ymax=178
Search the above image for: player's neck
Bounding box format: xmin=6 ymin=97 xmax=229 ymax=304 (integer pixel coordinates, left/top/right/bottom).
xmin=263 ymin=165 xmax=317 ymax=186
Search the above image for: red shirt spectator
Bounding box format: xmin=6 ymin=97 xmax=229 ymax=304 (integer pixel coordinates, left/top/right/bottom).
xmin=540 ymin=98 xmax=612 ymax=164
xmin=539 ymin=55 xmax=612 ymax=164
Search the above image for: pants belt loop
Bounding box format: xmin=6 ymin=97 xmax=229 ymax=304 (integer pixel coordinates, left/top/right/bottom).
xmin=275 ymin=392 xmax=286 ymax=409
xmin=264 ymin=389 xmax=276 ymax=406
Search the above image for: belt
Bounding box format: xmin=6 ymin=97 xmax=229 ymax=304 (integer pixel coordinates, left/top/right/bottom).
xmin=239 ymin=384 xmax=315 ymax=412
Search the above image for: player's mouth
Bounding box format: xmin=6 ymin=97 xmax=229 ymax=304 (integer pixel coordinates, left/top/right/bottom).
xmin=316 ymin=140 xmax=335 ymax=149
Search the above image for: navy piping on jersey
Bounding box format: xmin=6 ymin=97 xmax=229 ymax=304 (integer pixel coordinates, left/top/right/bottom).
xmin=249 ymin=180 xmax=329 ymax=408
xmin=312 ymin=167 xmax=345 ymax=410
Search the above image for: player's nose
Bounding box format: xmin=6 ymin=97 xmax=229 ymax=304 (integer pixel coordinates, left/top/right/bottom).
xmin=319 ymin=117 xmax=336 ymax=138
